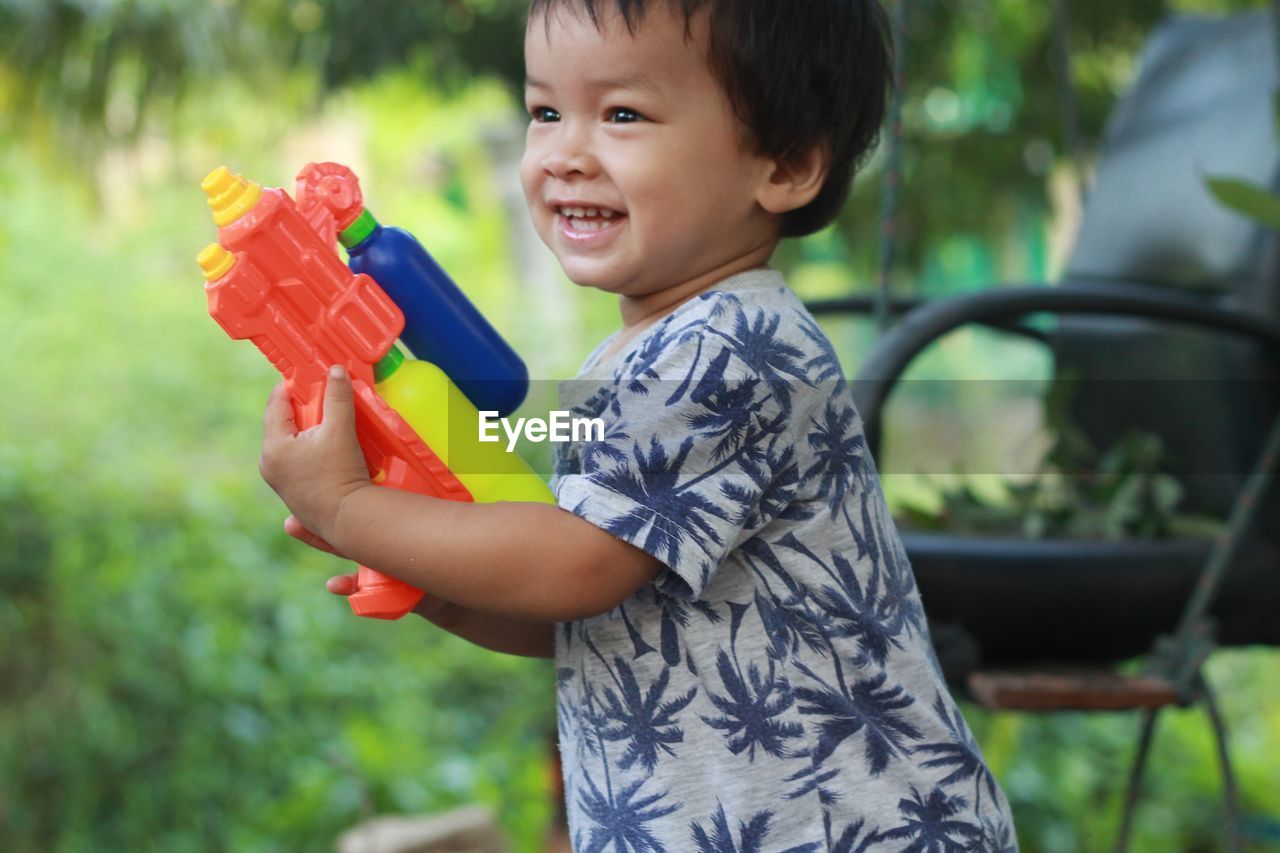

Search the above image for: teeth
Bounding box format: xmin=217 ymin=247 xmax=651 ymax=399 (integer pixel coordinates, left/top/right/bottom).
xmin=558 ymin=206 xmax=617 ymax=219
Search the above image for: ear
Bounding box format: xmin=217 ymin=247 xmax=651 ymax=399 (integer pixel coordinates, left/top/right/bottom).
xmin=755 ymin=142 xmax=830 ymax=215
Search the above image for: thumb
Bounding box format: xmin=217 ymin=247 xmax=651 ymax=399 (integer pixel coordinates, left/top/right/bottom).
xmin=322 ymin=365 xmax=356 ymax=431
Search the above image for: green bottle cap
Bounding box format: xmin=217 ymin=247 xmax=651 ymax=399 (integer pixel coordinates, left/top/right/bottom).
xmin=374 ymin=345 xmax=405 ymax=383
xmin=339 ymin=208 xmax=379 ymax=249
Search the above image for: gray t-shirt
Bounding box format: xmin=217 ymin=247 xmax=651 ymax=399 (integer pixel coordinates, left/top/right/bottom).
xmin=551 ymin=268 xmax=1018 ymax=851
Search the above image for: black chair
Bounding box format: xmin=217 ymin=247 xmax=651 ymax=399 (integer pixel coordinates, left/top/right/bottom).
xmin=808 ymin=10 xmax=1280 ymax=850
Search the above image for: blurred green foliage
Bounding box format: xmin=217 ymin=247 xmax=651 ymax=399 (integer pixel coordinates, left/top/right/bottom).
xmin=0 ymin=76 xmax=560 ymax=850
xmin=2 ymin=1 xmax=1279 ymax=850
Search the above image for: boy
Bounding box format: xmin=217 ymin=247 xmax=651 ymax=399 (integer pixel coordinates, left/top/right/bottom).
xmin=260 ymin=0 xmax=1019 ymax=849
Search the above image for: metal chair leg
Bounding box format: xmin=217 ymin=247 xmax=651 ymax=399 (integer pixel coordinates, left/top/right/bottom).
xmin=1115 ymin=708 xmax=1161 ymax=853
xmin=1196 ymin=673 xmax=1243 ymax=853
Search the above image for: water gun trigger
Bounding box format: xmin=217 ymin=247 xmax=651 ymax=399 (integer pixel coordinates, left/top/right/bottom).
xmin=288 ymin=379 xmax=328 ymax=431
xmin=295 ymin=162 xmax=364 ymax=249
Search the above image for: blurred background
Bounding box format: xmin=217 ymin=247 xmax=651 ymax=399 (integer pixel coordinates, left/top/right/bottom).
xmin=1 ymin=0 xmax=1278 ymax=850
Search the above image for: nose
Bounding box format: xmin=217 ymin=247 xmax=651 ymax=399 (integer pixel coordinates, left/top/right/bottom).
xmin=538 ymin=122 xmax=597 ymax=179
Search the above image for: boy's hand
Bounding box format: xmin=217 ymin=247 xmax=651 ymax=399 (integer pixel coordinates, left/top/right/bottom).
xmin=284 ymin=515 xmax=449 ymax=619
xmin=283 ymin=514 xmax=345 ymax=556
xmin=260 ymin=365 xmax=372 ymax=543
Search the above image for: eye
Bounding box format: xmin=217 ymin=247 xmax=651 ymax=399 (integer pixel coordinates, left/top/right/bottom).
xmin=529 ymin=106 xmax=561 ymax=123
xmin=606 ymin=107 xmax=645 ymax=124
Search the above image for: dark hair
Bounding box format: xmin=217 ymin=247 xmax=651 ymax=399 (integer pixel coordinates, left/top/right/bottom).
xmin=527 ymin=0 xmax=891 ymax=238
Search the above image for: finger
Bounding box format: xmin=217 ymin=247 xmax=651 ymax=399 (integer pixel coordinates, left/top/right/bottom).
xmin=284 ymin=515 xmax=345 ymax=557
xmin=322 ymin=365 xmax=356 ymax=435
xmin=326 ymin=573 xmax=359 ymax=596
xmin=412 ymin=593 xmax=448 ymax=619
xmin=263 ymin=382 xmax=298 ymax=442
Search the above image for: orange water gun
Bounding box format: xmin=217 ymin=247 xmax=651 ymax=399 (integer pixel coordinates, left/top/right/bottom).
xmin=197 ymin=166 xmax=473 ymax=620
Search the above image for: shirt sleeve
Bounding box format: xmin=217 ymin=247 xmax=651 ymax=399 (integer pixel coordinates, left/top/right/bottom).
xmin=554 ymin=308 xmax=808 ymax=600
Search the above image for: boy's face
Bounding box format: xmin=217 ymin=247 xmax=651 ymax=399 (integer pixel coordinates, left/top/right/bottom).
xmin=521 ymin=3 xmax=780 ymax=300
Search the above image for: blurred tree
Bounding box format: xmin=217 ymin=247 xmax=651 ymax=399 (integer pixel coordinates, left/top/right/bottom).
xmin=0 ymin=0 xmax=1265 ymax=279
xmin=810 ymin=0 xmax=1265 ymax=286
xmin=0 ymin=0 xmax=527 ymax=152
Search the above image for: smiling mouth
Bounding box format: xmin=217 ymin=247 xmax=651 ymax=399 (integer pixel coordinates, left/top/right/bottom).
xmin=556 ymin=206 xmax=626 ymax=234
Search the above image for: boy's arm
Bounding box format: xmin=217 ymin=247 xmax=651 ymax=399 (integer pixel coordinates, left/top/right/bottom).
xmin=287 ymin=520 xmax=556 ymax=658
xmin=261 ymin=368 xmax=663 ymax=623
xmin=419 ymin=600 xmax=556 ymax=659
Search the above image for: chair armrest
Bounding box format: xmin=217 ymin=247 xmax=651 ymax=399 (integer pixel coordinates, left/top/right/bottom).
xmin=843 ymin=282 xmax=1280 ymax=456
xmin=804 ymin=294 xmax=926 ymax=316
xmin=805 ymin=293 xmax=1049 ymax=343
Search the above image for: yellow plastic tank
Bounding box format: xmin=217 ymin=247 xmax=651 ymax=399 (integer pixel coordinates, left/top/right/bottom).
xmin=376 ymin=357 xmax=556 ymax=506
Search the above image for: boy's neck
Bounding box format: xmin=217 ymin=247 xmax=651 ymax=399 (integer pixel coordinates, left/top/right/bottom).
xmin=616 ymin=249 xmax=776 ymax=333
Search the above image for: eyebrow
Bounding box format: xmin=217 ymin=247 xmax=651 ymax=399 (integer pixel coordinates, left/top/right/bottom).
xmin=524 ymin=73 xmax=662 ymax=96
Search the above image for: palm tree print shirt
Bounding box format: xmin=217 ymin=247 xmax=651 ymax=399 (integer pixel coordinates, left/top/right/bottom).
xmin=551 ymin=268 xmax=1018 ymax=852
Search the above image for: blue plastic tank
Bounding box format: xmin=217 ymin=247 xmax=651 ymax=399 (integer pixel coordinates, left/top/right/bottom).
xmin=341 ymin=210 xmax=529 ymax=417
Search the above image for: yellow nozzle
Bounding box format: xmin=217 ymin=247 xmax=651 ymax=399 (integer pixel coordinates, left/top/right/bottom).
xmin=197 ymin=242 xmax=236 ymax=281
xmin=202 ymin=166 xmax=263 ymax=227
